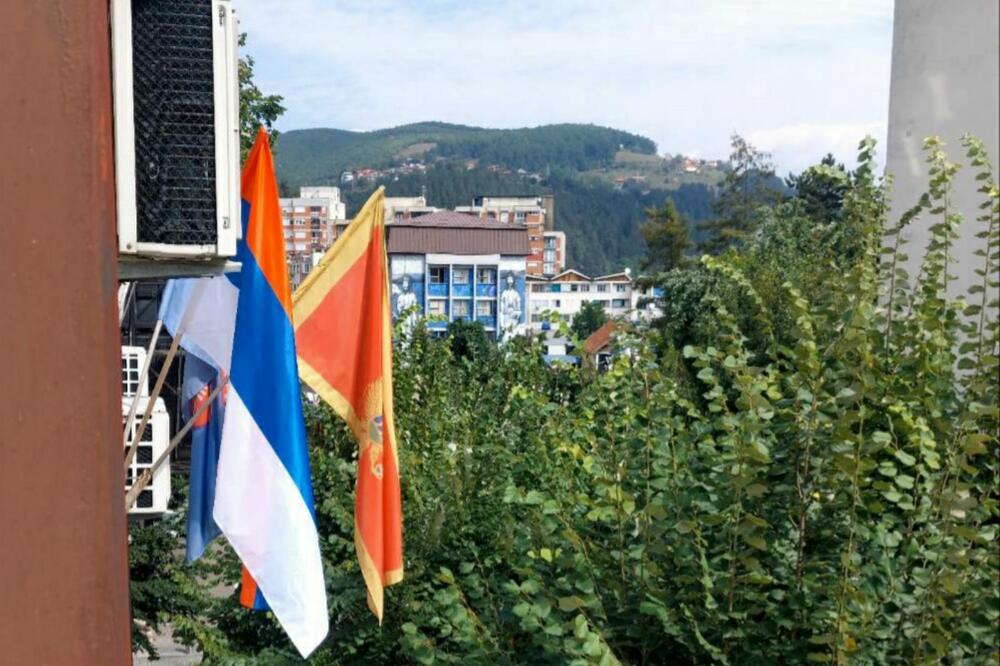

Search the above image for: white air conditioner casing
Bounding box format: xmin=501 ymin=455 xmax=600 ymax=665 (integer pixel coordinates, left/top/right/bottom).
xmin=111 ymin=0 xmax=241 ymax=263
xmin=122 ymin=396 xmax=171 ymax=516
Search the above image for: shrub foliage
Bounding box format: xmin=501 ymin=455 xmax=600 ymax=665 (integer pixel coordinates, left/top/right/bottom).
xmin=143 ymin=137 xmax=998 ymax=664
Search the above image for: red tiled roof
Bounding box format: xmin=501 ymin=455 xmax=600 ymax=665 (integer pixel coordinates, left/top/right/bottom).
xmin=583 ymin=322 xmax=617 ymax=355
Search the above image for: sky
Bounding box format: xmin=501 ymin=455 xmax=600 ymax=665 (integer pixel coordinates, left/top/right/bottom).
xmin=238 ymin=0 xmax=895 ymax=174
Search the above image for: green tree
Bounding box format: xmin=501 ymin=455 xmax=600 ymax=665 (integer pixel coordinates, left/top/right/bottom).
xmin=238 ymin=33 xmax=285 ymax=159
xmin=157 ymin=137 xmax=1000 ymax=665
xmin=698 ymin=134 xmax=784 ymax=254
xmin=786 ymin=153 xmax=851 ymax=222
xmin=640 ymin=197 xmax=692 ymax=272
xmin=571 ymin=299 xmax=608 ymax=339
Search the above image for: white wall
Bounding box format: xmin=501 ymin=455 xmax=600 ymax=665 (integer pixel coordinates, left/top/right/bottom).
xmin=886 ymin=0 xmax=999 ymax=304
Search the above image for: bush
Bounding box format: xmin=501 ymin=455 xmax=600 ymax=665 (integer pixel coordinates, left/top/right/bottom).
xmin=148 ymin=137 xmax=998 ymax=664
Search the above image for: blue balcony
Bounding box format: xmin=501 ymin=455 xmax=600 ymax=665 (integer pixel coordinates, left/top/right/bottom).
xmin=476 ymin=284 xmax=497 ymax=298
xmin=428 ymin=283 xmax=448 ymax=297
xmin=427 ymin=319 xmax=448 ymax=330
xmin=452 ymin=283 xmax=472 ymax=298
xmin=476 ymin=316 xmax=496 ymax=329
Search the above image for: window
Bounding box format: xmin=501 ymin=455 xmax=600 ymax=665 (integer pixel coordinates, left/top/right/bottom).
xmin=571 ymin=284 xmax=579 ymax=292
xmin=543 ymin=263 xmax=555 ymax=274
xmin=477 ymin=267 xmax=496 ymax=284
xmin=612 ymin=299 xmax=628 ymax=308
xmin=453 ymin=268 xmax=471 ymax=284
xmin=615 ymin=284 xmax=628 ymax=292
xmin=597 ymin=284 xmax=609 ymax=292
xmin=430 ymin=266 xmax=448 ymax=284
xmin=532 ymin=284 xmax=546 ymax=293
xmin=500 ymin=211 xmax=510 ymax=223
xmin=579 ymin=284 xmax=590 ymax=292
xmin=544 ymin=237 xmax=556 ymax=249
xmin=394 ymin=212 xmax=403 ymax=223
xmin=453 ymin=300 xmax=471 ymax=317
xmin=543 ymin=250 xmax=556 ymax=261
xmin=428 ymin=300 xmax=447 ymax=316
xmin=477 ymin=301 xmax=496 ymax=316
xmin=515 ymin=211 xmax=527 ymax=222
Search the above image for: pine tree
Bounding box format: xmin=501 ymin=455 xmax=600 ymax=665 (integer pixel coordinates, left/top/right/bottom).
xmin=640 ymin=197 xmax=692 ymax=272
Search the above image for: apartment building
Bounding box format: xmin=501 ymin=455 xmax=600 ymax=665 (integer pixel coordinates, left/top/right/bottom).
xmin=542 ymin=230 xmax=566 ymax=276
xmin=385 ymin=195 xmax=438 ymax=223
xmin=526 ymin=269 xmax=633 ymax=330
xmin=456 ymin=195 xmax=551 ymax=276
xmin=386 ymin=211 xmax=530 ymax=340
xmin=280 ymin=186 xmax=348 ymax=289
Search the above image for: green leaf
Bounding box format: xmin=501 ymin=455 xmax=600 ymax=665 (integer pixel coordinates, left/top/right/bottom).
xmin=894 ymin=449 xmax=917 ymax=467
xmin=558 ymin=596 xmax=585 ymax=611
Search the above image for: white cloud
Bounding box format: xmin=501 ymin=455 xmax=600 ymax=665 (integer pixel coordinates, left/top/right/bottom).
xmin=748 ymin=122 xmax=887 ymax=174
xmin=236 ymin=0 xmax=894 ymax=173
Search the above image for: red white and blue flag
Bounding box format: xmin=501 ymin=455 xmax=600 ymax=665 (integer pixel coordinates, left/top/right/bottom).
xmin=157 ymin=128 xmax=327 ymax=656
xmin=212 ymin=128 xmax=328 ymax=656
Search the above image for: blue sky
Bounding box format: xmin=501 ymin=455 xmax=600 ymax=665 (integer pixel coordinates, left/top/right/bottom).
xmin=237 ymin=0 xmax=894 ymax=174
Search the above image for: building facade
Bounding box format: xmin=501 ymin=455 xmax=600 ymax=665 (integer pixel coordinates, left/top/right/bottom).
xmin=386 ymin=211 xmax=530 ymax=339
xmin=385 ymin=195 xmax=438 ymax=223
xmin=280 ymin=186 xmax=348 ymax=289
xmin=542 ymin=230 xmax=566 ymax=276
xmin=526 ymin=269 xmax=633 ymax=330
xmin=456 ymin=195 xmax=550 ymax=276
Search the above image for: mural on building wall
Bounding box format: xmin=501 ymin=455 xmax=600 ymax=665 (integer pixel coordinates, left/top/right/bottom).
xmin=391 ymin=259 xmax=425 ymax=337
xmin=498 ymin=269 xmax=526 ymax=341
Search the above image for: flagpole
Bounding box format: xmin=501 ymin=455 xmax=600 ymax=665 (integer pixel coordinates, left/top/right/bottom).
xmin=123 ymin=280 xmax=208 ymax=472
xmin=123 ymin=330 xmax=181 ymax=472
xmin=121 ymin=318 xmax=162 ymax=455
xmin=125 ymin=376 xmax=229 ymax=510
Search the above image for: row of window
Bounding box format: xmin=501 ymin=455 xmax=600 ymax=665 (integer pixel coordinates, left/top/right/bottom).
xmin=428 ymin=266 xmax=497 ymax=285
xmin=530 ymin=298 xmax=630 ymax=310
xmin=427 ymin=299 xmax=497 ymax=317
xmin=485 ymin=211 xmax=531 ymax=223
xmin=529 ymin=283 xmax=628 ymax=293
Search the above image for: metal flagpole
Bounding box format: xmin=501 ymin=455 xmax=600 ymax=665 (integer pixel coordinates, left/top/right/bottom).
xmin=123 ymin=279 xmax=208 ymax=473
xmin=125 ymin=376 xmax=228 ymax=510
xmin=121 ymin=318 xmax=162 ymax=456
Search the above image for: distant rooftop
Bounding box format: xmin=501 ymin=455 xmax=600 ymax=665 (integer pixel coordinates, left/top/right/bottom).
xmin=393 ymin=210 xmax=526 ymax=230
xmin=383 ymin=210 xmax=530 ymax=256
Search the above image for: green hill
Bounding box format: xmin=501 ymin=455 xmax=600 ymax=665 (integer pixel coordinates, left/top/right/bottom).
xmin=273 ymin=122 xmax=719 ymax=275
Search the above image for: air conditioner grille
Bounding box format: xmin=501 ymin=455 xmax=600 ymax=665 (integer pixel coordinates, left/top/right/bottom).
xmin=131 ymin=0 xmax=217 ymax=246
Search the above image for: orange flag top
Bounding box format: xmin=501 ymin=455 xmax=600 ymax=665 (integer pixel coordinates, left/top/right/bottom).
xmin=292 ymin=187 xmax=403 ymax=621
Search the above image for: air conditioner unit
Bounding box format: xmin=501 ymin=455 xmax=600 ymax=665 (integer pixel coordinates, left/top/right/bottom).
xmin=111 ymin=0 xmax=241 ymax=276
xmin=122 ymin=396 xmax=171 ymax=516
xmin=121 ymin=344 xmax=150 ymax=398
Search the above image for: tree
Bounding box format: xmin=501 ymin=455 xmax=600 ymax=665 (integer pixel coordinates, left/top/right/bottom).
xmin=786 ymin=153 xmax=851 ymax=222
xmin=640 ymin=197 xmax=692 ymax=272
xmin=238 ymin=33 xmax=285 ymax=159
xmin=698 ymin=134 xmax=783 ymax=254
xmin=571 ymin=299 xmax=608 ymax=339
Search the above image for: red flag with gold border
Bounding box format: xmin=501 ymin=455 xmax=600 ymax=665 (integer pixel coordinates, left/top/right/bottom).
xmin=292 ymin=187 xmax=402 ymax=621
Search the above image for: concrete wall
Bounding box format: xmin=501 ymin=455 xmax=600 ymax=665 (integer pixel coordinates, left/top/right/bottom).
xmin=0 ymin=1 xmax=132 ymax=663
xmin=886 ymin=0 xmax=1000 ymax=302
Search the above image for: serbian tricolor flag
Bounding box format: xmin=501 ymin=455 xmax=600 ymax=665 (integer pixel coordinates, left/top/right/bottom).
xmin=293 ymin=186 xmax=403 ymax=621
xmin=213 ymin=128 xmax=328 ymax=656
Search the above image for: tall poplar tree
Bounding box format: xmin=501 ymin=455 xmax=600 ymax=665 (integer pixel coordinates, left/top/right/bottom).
xmin=698 ymin=134 xmax=783 ymax=254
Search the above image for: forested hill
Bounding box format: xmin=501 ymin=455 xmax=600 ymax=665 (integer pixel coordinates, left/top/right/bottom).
xmin=274 ymin=122 xmax=721 ymax=275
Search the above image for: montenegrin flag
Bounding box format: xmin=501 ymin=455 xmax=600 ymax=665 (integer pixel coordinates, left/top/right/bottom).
xmin=293 ymin=186 xmax=403 ymax=621
xmin=213 ymin=128 xmax=328 ymax=656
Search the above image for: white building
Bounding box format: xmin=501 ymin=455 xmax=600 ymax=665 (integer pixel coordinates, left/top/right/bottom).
xmin=297 ymin=186 xmax=347 ymax=220
xmin=526 ymin=269 xmax=633 ymax=330
xmin=385 ymin=195 xmax=438 ymax=223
